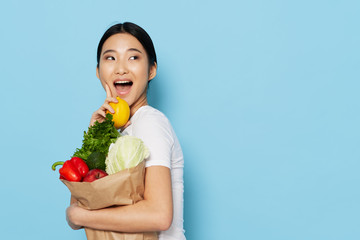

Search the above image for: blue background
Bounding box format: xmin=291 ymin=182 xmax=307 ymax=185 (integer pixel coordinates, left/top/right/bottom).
xmin=0 ymin=0 xmax=359 ymax=239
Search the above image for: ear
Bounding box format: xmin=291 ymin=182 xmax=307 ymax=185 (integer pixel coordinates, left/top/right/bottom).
xmin=96 ymin=66 xmax=100 ymax=79
xmin=148 ymin=62 xmax=157 ymax=81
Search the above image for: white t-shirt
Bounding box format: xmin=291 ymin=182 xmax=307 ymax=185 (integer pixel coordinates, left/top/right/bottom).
xmin=122 ymin=105 xmax=185 ymax=240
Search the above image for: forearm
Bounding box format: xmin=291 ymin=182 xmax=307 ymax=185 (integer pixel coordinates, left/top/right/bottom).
xmin=73 ymin=199 xmax=172 ymax=232
xmin=68 ymin=166 xmax=173 ymax=232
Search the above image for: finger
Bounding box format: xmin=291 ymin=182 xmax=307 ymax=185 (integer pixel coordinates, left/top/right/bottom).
xmin=89 ymin=110 xmax=107 ymax=127
xmin=101 ymin=103 xmax=115 ymax=114
xmin=105 ymin=96 xmax=118 ymax=103
xmin=98 ymin=109 xmax=108 ymax=117
xmin=105 ymin=84 xmax=113 ymax=98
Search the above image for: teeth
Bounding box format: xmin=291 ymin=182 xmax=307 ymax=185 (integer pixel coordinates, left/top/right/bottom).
xmin=115 ymin=81 xmax=131 ymax=84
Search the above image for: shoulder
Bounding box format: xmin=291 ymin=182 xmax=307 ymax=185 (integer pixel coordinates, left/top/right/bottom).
xmin=133 ymin=106 xmax=169 ymax=122
xmin=123 ymin=106 xmax=175 ymax=142
xmin=125 ymin=106 xmax=178 ymax=169
xmin=131 ymin=106 xmax=172 ymax=131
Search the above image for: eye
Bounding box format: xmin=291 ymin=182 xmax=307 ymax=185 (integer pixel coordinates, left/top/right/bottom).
xmin=105 ymin=56 xmax=115 ymax=60
xmin=129 ymin=56 xmax=138 ymax=60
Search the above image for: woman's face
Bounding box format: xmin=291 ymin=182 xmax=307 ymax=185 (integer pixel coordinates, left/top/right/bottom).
xmin=96 ymin=33 xmax=156 ymax=113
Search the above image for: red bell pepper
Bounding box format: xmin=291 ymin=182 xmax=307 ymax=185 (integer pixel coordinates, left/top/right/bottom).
xmin=52 ymin=157 xmax=89 ymax=182
xmin=68 ymin=157 xmax=89 ymax=178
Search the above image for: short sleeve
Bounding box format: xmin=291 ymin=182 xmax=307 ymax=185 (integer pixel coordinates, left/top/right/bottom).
xmin=127 ymin=109 xmax=174 ymax=169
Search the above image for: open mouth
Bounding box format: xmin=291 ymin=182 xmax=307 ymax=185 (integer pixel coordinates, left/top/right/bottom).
xmin=114 ymin=80 xmax=133 ymax=95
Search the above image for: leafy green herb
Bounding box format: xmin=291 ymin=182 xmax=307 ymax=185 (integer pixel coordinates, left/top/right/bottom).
xmin=73 ymin=114 xmax=120 ymax=162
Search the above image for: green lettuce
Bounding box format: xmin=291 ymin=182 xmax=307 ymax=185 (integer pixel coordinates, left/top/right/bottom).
xmin=105 ymin=135 xmax=149 ymax=174
xmin=73 ymin=114 xmax=120 ymax=161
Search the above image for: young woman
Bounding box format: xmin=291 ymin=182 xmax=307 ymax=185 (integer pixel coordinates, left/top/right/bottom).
xmin=66 ymin=22 xmax=185 ymax=240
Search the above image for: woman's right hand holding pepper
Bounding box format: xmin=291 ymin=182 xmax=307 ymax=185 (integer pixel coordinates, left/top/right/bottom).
xmin=90 ymin=84 xmax=119 ymax=127
xmin=90 ymin=84 xmax=131 ymax=129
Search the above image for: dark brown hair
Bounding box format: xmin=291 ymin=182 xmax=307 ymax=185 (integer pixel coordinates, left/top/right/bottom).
xmin=97 ymin=22 xmax=157 ymax=68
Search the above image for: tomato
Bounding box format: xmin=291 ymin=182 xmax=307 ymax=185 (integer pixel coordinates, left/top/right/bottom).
xmin=108 ymin=97 xmax=130 ymax=129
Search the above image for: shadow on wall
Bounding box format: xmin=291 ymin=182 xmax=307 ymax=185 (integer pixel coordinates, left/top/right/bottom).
xmin=182 ymin=143 xmax=203 ymax=240
xmin=148 ymin=69 xmax=198 ymax=238
xmin=147 ymin=72 xmax=167 ymax=111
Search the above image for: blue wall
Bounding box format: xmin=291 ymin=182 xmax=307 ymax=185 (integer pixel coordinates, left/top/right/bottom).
xmin=0 ymin=1 xmax=359 ymax=239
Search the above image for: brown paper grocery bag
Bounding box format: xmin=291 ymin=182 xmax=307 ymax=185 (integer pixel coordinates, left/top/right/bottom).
xmin=61 ymin=161 xmax=158 ymax=240
xmin=84 ymin=229 xmax=158 ymax=240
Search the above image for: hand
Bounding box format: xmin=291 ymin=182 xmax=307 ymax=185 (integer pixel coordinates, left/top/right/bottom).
xmin=89 ymin=84 xmax=119 ymax=127
xmin=66 ymin=201 xmax=84 ymax=230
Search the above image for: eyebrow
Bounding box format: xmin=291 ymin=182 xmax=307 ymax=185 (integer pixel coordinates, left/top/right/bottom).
xmin=102 ymin=48 xmax=143 ymax=56
xmin=128 ymin=48 xmax=143 ymax=54
xmin=102 ymin=49 xmax=116 ymax=56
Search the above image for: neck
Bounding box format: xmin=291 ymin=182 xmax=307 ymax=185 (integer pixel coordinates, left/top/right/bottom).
xmin=130 ymin=96 xmax=148 ymax=117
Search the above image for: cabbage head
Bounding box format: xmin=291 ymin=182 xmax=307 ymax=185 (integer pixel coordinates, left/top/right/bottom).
xmin=105 ymin=135 xmax=149 ymax=174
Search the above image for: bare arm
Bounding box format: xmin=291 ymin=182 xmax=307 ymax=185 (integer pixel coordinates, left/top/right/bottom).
xmin=66 ymin=166 xmax=173 ymax=232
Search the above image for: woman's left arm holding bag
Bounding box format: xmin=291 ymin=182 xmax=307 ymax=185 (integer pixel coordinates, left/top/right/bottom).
xmin=66 ymin=165 xmax=173 ymax=232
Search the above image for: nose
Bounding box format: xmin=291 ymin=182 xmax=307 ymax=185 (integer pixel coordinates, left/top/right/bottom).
xmin=115 ymin=61 xmax=128 ymax=75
